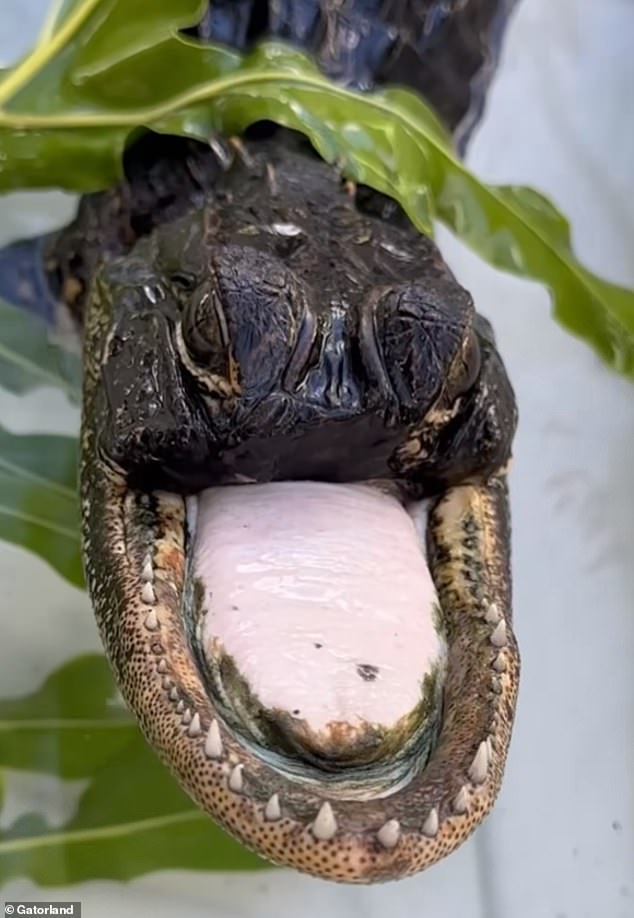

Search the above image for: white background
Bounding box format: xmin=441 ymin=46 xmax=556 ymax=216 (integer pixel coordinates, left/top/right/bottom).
xmin=0 ymin=1 xmax=633 ymax=916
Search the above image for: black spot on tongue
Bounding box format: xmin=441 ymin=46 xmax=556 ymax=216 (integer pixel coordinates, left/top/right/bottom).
xmin=357 ymin=663 xmax=379 ymax=681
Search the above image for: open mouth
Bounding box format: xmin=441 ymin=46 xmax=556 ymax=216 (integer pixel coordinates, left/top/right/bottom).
xmin=191 ymin=481 xmax=446 ymax=777
xmin=72 ymin=137 xmax=519 ymax=883
xmin=82 ymin=458 xmax=518 ymax=883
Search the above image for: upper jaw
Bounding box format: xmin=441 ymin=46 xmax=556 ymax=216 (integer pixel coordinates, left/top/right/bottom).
xmin=81 ymin=446 xmax=519 ymax=883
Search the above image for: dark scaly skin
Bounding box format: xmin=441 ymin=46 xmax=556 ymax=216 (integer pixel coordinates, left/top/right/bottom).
xmin=196 ymin=0 xmax=518 ymax=153
xmin=71 ymin=133 xmax=518 ymax=881
xmin=8 ymin=0 xmax=521 ymax=884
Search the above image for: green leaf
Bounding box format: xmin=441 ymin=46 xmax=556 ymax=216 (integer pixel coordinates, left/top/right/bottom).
xmin=0 ymin=299 xmax=82 ymax=584
xmin=0 ymin=4 xmax=632 ymax=375
xmin=0 ymin=656 xmax=132 ymax=779
xmin=0 ymin=425 xmax=83 ymax=587
xmin=0 ymin=299 xmax=81 ymax=400
xmin=0 ymin=656 xmax=266 ymax=885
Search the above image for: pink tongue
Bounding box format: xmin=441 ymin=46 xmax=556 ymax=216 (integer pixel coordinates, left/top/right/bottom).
xmin=194 ymin=481 xmax=445 ymax=762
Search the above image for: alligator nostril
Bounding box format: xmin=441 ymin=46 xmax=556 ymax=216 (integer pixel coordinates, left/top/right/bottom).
xmin=297 ymin=307 xmax=362 ymax=410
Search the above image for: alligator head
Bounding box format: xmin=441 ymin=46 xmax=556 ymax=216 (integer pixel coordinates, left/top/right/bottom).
xmin=70 ymin=137 xmax=519 ymax=883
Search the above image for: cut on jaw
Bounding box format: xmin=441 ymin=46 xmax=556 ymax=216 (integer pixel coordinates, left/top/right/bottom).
xmin=81 ymin=450 xmax=520 ymax=883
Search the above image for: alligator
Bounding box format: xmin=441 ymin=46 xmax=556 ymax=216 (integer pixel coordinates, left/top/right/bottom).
xmin=0 ymin=0 xmax=520 ymax=884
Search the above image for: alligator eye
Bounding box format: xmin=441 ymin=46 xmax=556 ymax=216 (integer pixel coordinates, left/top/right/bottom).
xmin=179 ymin=246 xmax=305 ymax=398
xmin=181 ymin=287 xmax=235 ymax=390
xmin=368 ymin=280 xmax=474 ymax=420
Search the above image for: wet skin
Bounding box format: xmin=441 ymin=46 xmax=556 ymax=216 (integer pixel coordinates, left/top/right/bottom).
xmin=0 ymin=0 xmax=522 ymax=884
xmin=51 ymin=134 xmax=520 ymax=882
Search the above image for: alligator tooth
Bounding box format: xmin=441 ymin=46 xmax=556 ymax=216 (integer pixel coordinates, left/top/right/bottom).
xmin=492 ymin=652 xmax=507 ymax=673
xmin=188 ymin=712 xmax=202 ymax=737
xmin=161 ymin=676 xmax=171 ymax=691
xmin=144 ymin=609 xmax=159 ymax=631
xmin=485 ymin=602 xmax=501 ymax=623
xmin=182 ymin=708 xmax=192 ymax=725
xmin=265 ymin=793 xmax=281 ymax=821
xmin=169 ymin=686 xmax=179 ymax=702
xmin=452 ymin=786 xmax=469 ymax=814
xmin=468 ymin=740 xmax=489 ymax=785
xmin=490 ymin=619 xmax=507 ymax=648
xmin=377 ymin=819 xmax=400 ymax=849
xmin=422 ymin=808 xmax=439 ymax=838
xmin=229 ymin=764 xmax=244 ymax=793
xmin=312 ymin=802 xmax=337 ymax=841
xmin=141 ymin=582 xmax=156 ymax=605
xmin=176 ymin=700 xmax=185 ymax=714
xmin=141 ymin=558 xmax=154 ymax=582
xmin=205 ymin=719 xmax=223 ymax=759
xmin=157 ymin=658 xmax=168 ymax=673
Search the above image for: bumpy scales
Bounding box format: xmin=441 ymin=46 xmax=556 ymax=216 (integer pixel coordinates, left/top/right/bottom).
xmin=9 ymin=0 xmax=521 ymax=884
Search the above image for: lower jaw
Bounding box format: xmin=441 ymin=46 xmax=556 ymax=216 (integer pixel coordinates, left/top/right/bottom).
xmin=82 ymin=464 xmax=520 ymax=883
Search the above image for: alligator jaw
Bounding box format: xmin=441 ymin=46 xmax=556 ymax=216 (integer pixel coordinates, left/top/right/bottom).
xmin=81 ymin=442 xmax=519 ymax=883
